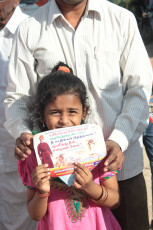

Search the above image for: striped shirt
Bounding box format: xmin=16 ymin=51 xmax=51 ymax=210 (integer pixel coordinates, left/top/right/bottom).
xmin=4 ymin=0 xmax=153 ymax=180
xmin=0 ymin=6 xmax=28 ymax=172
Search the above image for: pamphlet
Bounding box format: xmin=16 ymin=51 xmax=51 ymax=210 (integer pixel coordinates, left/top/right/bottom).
xmin=33 ymin=124 xmax=106 ymax=186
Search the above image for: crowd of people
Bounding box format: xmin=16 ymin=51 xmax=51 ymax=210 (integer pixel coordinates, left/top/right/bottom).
xmin=0 ymin=0 xmax=153 ymax=229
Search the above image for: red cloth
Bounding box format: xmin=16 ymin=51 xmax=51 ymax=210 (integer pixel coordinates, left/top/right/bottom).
xmin=37 ymin=142 xmax=54 ymax=168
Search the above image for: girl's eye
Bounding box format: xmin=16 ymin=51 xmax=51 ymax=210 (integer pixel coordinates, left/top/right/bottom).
xmin=49 ymin=111 xmax=60 ymax=115
xmin=69 ymin=110 xmax=77 ymax=114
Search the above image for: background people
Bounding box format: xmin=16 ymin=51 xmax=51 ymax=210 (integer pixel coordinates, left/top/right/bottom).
xmin=0 ymin=0 xmax=37 ymax=229
xmin=4 ymin=0 xmax=153 ymax=229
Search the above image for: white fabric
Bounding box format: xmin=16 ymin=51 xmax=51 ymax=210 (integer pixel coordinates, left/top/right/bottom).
xmin=0 ymin=171 xmax=37 ymax=230
xmin=4 ymin=0 xmax=153 ymax=180
xmin=0 ymin=6 xmax=28 ymax=172
xmin=0 ymin=6 xmax=37 ymax=230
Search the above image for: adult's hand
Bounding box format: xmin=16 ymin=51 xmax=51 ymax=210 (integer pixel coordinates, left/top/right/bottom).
xmin=15 ymin=132 xmax=34 ymax=161
xmin=103 ymin=140 xmax=125 ymax=172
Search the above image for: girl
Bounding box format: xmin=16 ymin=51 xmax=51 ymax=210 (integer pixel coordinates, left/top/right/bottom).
xmin=18 ymin=62 xmax=121 ymax=230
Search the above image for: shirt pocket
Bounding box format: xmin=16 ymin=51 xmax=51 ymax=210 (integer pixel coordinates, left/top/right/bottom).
xmin=93 ymin=49 xmax=121 ymax=91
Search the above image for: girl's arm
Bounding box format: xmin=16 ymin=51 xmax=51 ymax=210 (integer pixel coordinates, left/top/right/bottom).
xmin=27 ymin=164 xmax=50 ymax=220
xmin=73 ymin=163 xmax=120 ymax=209
xmin=27 ymin=189 xmax=49 ymax=221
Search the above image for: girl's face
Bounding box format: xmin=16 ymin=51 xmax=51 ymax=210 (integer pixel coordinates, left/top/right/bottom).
xmin=43 ymin=94 xmax=88 ymax=130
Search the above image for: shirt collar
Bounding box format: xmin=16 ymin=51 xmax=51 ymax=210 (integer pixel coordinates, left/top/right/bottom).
xmin=48 ymin=0 xmax=63 ymax=25
xmin=48 ymin=0 xmax=103 ymax=25
xmin=85 ymin=0 xmax=103 ymax=18
xmin=5 ymin=6 xmax=27 ymax=35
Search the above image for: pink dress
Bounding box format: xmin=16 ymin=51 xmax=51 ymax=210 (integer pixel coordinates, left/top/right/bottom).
xmin=18 ymin=151 xmax=121 ymax=230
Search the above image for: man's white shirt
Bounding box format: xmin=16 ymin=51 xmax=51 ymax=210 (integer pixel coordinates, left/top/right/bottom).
xmin=0 ymin=6 xmax=28 ymax=172
xmin=4 ymin=0 xmax=153 ymax=180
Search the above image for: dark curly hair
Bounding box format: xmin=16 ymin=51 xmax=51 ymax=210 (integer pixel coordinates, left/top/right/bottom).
xmin=28 ymin=62 xmax=89 ymax=131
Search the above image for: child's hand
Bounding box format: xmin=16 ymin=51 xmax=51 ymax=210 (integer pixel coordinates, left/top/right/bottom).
xmin=31 ymin=164 xmax=50 ymax=194
xmin=73 ymin=163 xmax=94 ymax=192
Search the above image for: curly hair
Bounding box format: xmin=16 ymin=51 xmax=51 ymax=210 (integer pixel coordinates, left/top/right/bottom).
xmin=28 ymin=62 xmax=89 ymax=131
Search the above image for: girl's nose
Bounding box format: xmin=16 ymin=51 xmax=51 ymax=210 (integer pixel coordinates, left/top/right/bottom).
xmin=59 ymin=114 xmax=69 ymax=125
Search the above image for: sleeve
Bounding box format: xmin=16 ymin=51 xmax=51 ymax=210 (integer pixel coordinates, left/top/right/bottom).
xmin=18 ymin=151 xmax=38 ymax=189
xmin=93 ymin=160 xmax=121 ymax=183
xmin=4 ymin=19 xmax=38 ymax=139
xmin=108 ymin=12 xmax=153 ymax=152
xmin=99 ymin=170 xmax=121 ymax=184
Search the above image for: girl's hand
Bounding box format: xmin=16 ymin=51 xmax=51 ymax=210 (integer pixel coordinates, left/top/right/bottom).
xmin=73 ymin=163 xmax=94 ymax=192
xmin=31 ymin=164 xmax=50 ymax=194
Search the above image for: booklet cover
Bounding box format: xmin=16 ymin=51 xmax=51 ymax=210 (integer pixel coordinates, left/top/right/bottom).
xmin=33 ymin=124 xmax=107 ymax=186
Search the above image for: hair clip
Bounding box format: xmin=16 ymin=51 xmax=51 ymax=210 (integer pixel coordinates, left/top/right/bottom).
xmin=58 ymin=66 xmax=70 ymax=73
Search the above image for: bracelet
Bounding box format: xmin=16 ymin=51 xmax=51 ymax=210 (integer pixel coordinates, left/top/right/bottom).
xmin=95 ymin=185 xmax=104 ymax=201
xmin=36 ymin=189 xmax=50 ymax=198
xmin=91 ymin=186 xmax=108 ymax=205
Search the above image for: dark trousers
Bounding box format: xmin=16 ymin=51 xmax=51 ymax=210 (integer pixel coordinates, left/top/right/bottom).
xmin=112 ymin=173 xmax=149 ymax=230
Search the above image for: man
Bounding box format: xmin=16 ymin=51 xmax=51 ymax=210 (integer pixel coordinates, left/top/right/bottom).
xmin=0 ymin=0 xmax=37 ymax=229
xmin=4 ymin=0 xmax=152 ymax=229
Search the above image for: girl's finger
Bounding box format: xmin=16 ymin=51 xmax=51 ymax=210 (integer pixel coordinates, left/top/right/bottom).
xmin=74 ymin=167 xmax=85 ymax=178
xmin=32 ymin=171 xmax=50 ymax=185
xmin=73 ymin=180 xmax=82 ymax=189
xmin=37 ymin=176 xmax=50 ymax=186
xmin=74 ymin=166 xmax=90 ymax=179
xmin=74 ymin=163 xmax=89 ymax=176
xmin=33 ymin=164 xmax=50 ymax=175
xmin=33 ymin=170 xmax=50 ymax=180
xmin=75 ymin=171 xmax=85 ymax=185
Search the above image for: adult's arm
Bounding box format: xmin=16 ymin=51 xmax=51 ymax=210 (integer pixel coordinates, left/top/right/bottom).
xmin=104 ymin=12 xmax=153 ymax=171
xmin=4 ymin=18 xmax=38 ymax=140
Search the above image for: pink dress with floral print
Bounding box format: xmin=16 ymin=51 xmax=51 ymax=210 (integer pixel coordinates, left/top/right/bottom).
xmin=18 ymin=151 xmax=121 ymax=230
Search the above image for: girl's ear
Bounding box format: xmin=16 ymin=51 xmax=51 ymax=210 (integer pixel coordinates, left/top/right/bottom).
xmin=41 ymin=119 xmax=47 ymax=130
xmin=82 ymin=107 xmax=88 ymax=121
xmin=40 ymin=119 xmax=44 ymax=126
